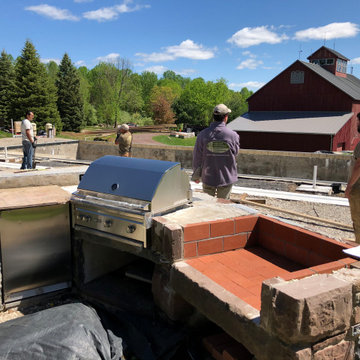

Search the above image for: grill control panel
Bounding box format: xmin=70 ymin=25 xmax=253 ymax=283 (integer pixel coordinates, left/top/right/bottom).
xmin=73 ymin=206 xmax=146 ymax=246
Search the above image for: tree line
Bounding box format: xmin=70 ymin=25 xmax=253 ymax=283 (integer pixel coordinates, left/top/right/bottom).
xmin=0 ymin=40 xmax=252 ymax=132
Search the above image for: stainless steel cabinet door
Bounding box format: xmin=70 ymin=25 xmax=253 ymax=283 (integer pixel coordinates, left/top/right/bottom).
xmin=0 ymin=204 xmax=71 ymax=302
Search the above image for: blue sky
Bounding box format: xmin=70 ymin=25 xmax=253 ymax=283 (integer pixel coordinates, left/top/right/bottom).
xmin=1 ymin=0 xmax=360 ymax=91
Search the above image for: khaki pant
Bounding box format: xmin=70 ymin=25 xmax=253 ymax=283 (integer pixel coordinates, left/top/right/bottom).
xmin=203 ymin=183 xmax=233 ymax=199
xmin=349 ymin=182 xmax=360 ymax=244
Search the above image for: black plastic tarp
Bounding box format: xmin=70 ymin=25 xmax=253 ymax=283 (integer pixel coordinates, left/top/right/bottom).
xmin=0 ymin=303 xmax=123 ymax=360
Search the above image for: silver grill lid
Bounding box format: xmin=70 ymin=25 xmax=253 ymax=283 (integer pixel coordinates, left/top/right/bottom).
xmin=77 ymin=156 xmax=191 ymax=213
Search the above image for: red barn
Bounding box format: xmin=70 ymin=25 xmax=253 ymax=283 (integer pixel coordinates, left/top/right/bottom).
xmin=228 ymin=46 xmax=360 ymax=152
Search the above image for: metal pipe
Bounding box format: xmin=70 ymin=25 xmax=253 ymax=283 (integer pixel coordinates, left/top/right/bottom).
xmin=313 ymin=165 xmax=318 ymax=189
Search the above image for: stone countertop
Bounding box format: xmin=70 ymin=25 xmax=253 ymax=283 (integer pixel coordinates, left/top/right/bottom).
xmin=162 ymin=191 xmax=257 ymax=226
xmin=0 ymin=185 xmax=71 ymax=210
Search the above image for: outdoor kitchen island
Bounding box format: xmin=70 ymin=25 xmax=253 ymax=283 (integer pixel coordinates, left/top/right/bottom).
xmin=0 ymin=155 xmax=360 ymax=359
xmin=72 ymin=183 xmax=360 ymax=360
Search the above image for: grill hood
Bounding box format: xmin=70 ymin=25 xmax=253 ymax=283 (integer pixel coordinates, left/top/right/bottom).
xmin=76 ymin=156 xmax=192 ymax=214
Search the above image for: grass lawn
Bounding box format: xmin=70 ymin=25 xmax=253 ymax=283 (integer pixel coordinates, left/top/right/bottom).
xmin=153 ymin=134 xmax=196 ymax=147
xmin=0 ymin=130 xmax=12 ymax=138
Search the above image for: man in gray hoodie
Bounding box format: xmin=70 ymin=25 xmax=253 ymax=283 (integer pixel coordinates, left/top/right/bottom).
xmin=192 ymin=104 xmax=240 ymax=199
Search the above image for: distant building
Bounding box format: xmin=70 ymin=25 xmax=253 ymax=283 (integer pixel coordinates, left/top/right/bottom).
xmin=228 ymin=46 xmax=360 ymax=152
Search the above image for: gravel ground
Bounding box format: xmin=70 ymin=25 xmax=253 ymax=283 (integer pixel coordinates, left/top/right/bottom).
xmin=238 ymin=197 xmax=354 ymax=243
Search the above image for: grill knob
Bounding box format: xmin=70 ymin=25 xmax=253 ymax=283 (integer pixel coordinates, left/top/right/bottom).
xmin=111 ymin=183 xmax=119 ymax=191
xmin=127 ymin=225 xmax=136 ymax=233
xmin=104 ymin=219 xmax=113 ymax=228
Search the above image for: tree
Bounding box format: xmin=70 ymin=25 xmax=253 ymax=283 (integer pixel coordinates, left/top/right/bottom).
xmin=89 ymin=63 xmax=118 ymax=125
xmin=159 ymin=70 xmax=190 ymax=88
xmin=140 ymin=71 xmax=158 ymax=116
xmin=46 ymin=61 xmax=59 ymax=86
xmin=56 ymin=53 xmax=84 ymax=132
xmin=12 ymin=40 xmax=61 ymax=130
xmin=120 ymin=73 xmax=144 ymax=114
xmin=226 ymin=91 xmax=245 ymax=122
xmin=173 ymin=78 xmax=215 ymax=126
xmin=150 ymin=86 xmax=177 ymax=124
xmin=113 ymin=57 xmax=133 ymax=126
xmin=0 ymin=50 xmax=15 ymax=128
xmin=78 ymin=66 xmax=97 ymax=126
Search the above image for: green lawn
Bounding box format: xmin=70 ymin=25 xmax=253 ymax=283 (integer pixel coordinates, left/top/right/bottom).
xmin=0 ymin=130 xmax=12 ymax=138
xmin=153 ymin=134 xmax=196 ymax=147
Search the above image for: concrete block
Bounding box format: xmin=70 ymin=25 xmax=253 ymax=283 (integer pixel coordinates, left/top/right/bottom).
xmin=312 ymin=340 xmax=354 ymax=360
xmin=151 ymin=264 xmax=193 ymax=321
xmin=332 ymin=268 xmax=360 ymax=324
xmin=311 ymin=332 xmax=346 ymax=352
xmin=163 ymin=223 xmax=183 ymax=261
xmin=151 ymin=217 xmax=183 ymax=262
xmin=260 ymin=277 xmax=286 ymax=331
xmin=151 ymin=216 xmax=168 ymax=254
xmin=260 ymin=274 xmax=352 ymax=344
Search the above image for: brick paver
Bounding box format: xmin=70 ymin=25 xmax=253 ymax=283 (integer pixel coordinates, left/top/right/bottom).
xmin=186 ymin=246 xmax=304 ymax=310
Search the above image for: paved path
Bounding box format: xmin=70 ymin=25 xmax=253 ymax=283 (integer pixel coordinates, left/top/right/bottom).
xmin=0 ymin=132 xmax=169 ymax=147
xmin=132 ymin=132 xmax=168 ymax=145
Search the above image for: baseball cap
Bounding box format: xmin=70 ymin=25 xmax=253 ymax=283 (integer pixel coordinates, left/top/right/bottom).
xmin=120 ymin=124 xmax=129 ymax=131
xmin=213 ymin=104 xmax=231 ymax=115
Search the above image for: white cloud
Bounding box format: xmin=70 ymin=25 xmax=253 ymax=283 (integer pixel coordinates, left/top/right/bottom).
xmin=242 ymin=50 xmax=256 ymax=58
xmin=25 ymin=4 xmax=79 ymax=21
xmin=228 ymin=26 xmax=288 ymax=48
xmin=352 ymin=57 xmax=360 ymax=64
xmin=136 ymin=39 xmax=216 ymax=62
xmin=236 ymin=58 xmax=263 ymax=70
xmin=74 ymin=0 xmax=93 ymax=3
xmin=229 ymin=81 xmax=265 ymax=90
xmin=96 ymin=53 xmax=121 ymax=63
xmin=83 ymin=0 xmax=150 ymax=22
xmin=294 ymin=22 xmax=359 ymax=41
xmin=83 ymin=7 xmax=118 ymax=21
xmin=40 ymin=59 xmax=61 ymax=65
xmin=136 ymin=52 xmax=175 ymax=63
xmin=144 ymin=65 xmax=168 ymax=75
xmin=41 ymin=58 xmax=60 ymax=65
xmin=75 ymin=60 xmax=86 ymax=67
xmin=177 ymin=69 xmax=196 ymax=76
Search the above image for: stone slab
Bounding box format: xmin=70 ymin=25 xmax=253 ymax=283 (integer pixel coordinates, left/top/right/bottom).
xmin=0 ymin=185 xmax=71 ymax=210
xmin=162 ymin=194 xmax=252 ymax=226
xmin=260 ymin=274 xmax=352 ymax=344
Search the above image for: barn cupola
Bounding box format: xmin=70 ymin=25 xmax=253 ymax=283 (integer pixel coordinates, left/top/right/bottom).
xmin=307 ymin=46 xmax=349 ymax=78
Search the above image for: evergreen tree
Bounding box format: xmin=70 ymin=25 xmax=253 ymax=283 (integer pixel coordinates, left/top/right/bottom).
xmin=13 ymin=40 xmax=61 ymax=131
xmin=56 ymin=53 xmax=84 ymax=131
xmin=0 ymin=50 xmax=15 ymax=128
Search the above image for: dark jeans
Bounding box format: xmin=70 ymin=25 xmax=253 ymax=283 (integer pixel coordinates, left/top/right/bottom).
xmin=21 ymin=140 xmax=34 ymax=169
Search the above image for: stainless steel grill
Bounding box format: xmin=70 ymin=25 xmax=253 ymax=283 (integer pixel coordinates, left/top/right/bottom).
xmin=71 ymin=156 xmax=192 ymax=248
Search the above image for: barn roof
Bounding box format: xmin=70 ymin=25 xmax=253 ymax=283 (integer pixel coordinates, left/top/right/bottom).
xmin=307 ymin=46 xmax=350 ymax=61
xmin=300 ymin=61 xmax=360 ymax=100
xmin=227 ymin=111 xmax=353 ymax=135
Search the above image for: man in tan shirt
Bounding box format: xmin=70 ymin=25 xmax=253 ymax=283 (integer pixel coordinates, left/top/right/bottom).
xmin=345 ymin=112 xmax=360 ymax=243
xmin=115 ymin=124 xmax=132 ymax=157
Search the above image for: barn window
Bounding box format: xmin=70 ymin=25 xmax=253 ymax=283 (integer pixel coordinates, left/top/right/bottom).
xmin=336 ymin=59 xmax=347 ymax=73
xmin=290 ymin=71 xmax=304 ymax=84
xmin=326 ymin=58 xmax=334 ymax=65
